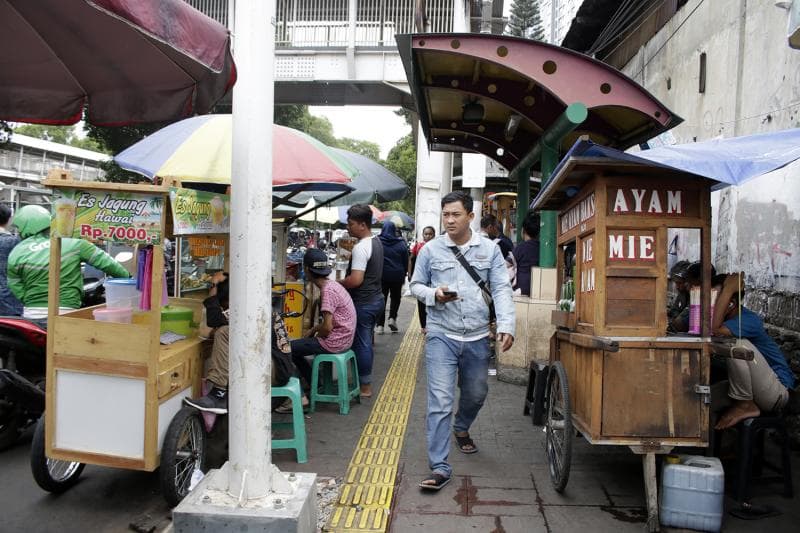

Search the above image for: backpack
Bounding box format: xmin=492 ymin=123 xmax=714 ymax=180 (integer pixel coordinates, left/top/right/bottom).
xmin=271 ymin=311 xmax=296 ymax=387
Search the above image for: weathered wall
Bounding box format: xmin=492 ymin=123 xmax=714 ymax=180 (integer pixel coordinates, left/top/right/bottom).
xmin=619 ymin=0 xmax=800 ymax=443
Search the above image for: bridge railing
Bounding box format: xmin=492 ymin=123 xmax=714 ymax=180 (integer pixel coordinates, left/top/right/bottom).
xmin=185 ymin=0 xmax=455 ymax=48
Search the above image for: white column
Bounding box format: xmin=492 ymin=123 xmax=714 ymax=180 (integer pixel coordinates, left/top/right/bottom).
xmin=414 ymin=132 xmax=452 ymax=237
xmin=453 ymin=0 xmax=468 ymax=32
xmin=228 ymin=0 xmax=277 ymax=499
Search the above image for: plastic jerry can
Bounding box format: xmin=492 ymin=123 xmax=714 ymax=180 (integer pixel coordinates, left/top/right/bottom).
xmin=660 ymin=454 xmax=724 ymax=532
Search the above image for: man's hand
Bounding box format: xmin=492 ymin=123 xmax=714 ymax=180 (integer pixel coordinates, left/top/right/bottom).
xmin=435 ymin=286 xmax=459 ymax=303
xmin=497 ymin=333 xmax=514 ymax=352
xmin=724 ymin=272 xmax=744 ymax=290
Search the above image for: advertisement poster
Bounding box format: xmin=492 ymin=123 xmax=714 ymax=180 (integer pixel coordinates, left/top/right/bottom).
xmin=51 ymin=188 xmax=163 ymax=244
xmin=169 ymin=188 xmax=230 ymax=235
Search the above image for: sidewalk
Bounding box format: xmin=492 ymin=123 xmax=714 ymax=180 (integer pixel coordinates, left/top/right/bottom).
xmin=281 ymin=296 xmax=799 ymax=532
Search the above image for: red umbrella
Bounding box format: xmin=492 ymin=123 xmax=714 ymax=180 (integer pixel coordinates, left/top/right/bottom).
xmin=0 ymin=0 xmax=236 ymax=126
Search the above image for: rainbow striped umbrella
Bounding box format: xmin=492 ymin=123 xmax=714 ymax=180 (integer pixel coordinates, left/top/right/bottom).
xmin=115 ymin=114 xmax=357 ymax=187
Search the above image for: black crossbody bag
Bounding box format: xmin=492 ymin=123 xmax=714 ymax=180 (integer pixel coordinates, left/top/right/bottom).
xmin=449 ymin=246 xmax=496 ymax=323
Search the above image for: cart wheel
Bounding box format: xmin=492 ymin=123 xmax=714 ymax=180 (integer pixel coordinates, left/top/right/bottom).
xmin=30 ymin=415 xmax=84 ymax=493
xmin=160 ymin=406 xmax=207 ymax=507
xmin=545 ymin=361 xmax=572 ymax=493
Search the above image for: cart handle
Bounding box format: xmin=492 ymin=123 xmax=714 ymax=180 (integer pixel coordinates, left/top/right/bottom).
xmin=556 ymin=331 xmax=619 ymax=352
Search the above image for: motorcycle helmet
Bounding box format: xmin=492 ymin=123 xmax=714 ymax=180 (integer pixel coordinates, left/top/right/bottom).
xmin=12 ymin=205 xmax=51 ymax=238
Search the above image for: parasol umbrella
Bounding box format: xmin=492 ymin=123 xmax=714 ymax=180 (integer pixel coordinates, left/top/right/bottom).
xmin=0 ymin=0 xmax=236 ymax=126
xmin=322 ymin=148 xmax=408 ymax=206
xmin=115 ymin=114 xmax=357 ymax=188
xmin=379 ymin=210 xmax=414 ymax=229
xmin=298 ymin=202 xmax=381 ymax=225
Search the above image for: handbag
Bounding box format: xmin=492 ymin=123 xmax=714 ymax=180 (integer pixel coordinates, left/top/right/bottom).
xmin=449 ymin=246 xmax=496 ymax=323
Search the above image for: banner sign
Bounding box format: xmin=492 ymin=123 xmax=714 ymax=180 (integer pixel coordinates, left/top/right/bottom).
xmin=52 ymin=188 xmax=163 ymax=244
xmin=169 ymin=188 xmax=230 ymax=235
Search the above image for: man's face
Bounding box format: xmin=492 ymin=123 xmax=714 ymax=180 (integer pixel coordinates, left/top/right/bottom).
xmin=347 ymin=218 xmax=365 ymax=237
xmin=422 ymin=228 xmax=435 ymax=241
xmin=441 ymin=201 xmax=473 ymax=240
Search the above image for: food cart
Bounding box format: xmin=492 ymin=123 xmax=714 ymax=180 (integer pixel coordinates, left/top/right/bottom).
xmin=33 ymin=176 xmax=232 ymax=502
xmin=527 ymin=145 xmax=741 ymax=531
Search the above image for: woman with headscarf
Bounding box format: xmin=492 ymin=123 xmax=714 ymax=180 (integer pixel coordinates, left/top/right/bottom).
xmin=376 ymin=220 xmax=408 ymax=334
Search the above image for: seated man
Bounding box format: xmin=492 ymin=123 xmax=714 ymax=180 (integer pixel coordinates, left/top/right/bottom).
xmin=287 ymin=248 xmax=355 ymax=395
xmin=712 ymin=272 xmax=796 ymax=429
xmin=185 ymin=271 xmax=230 ymax=413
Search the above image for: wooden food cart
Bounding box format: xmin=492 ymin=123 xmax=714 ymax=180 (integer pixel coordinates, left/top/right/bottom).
xmin=530 ymin=147 xmax=722 ymax=531
xmin=33 ymin=177 xmax=230 ymax=503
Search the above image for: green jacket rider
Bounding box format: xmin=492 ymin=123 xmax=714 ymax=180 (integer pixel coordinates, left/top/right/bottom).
xmin=8 ymin=205 xmax=130 ymax=319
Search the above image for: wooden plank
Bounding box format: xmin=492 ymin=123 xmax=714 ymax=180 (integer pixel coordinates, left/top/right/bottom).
xmin=655 ymin=226 xmax=668 ymax=336
xmin=606 ymin=267 xmax=657 ymax=278
xmin=594 ymin=176 xmax=608 ymax=337
xmin=51 ymin=316 xmax=152 ymax=363
xmin=606 ymin=277 xmax=654 ymax=300
xmin=556 ymin=331 xmax=619 ymax=352
xmin=590 ymin=348 xmax=603 ymax=439
xmin=45 ymin=235 xmax=61 ymax=457
xmin=550 ymin=310 xmax=575 ymax=329
xmin=606 ymin=299 xmax=655 ymax=327
xmin=144 ymin=244 xmax=166 ymax=470
xmin=48 ymin=448 xmax=149 ymax=471
xmin=43 ymin=178 xmax=168 ymax=194
xmin=53 ymin=354 xmax=148 ymax=379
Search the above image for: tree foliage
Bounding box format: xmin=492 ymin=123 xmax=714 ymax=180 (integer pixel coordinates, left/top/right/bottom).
xmin=506 ymin=0 xmax=545 ymax=41
xmin=379 ymin=133 xmax=416 ymax=215
xmin=13 ymin=123 xmax=105 ymax=152
xmin=336 ymin=137 xmax=380 ymax=161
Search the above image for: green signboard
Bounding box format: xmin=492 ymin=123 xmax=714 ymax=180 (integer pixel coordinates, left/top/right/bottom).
xmin=52 ymin=189 xmax=163 ymax=244
xmin=169 ymin=187 xmax=230 ymax=235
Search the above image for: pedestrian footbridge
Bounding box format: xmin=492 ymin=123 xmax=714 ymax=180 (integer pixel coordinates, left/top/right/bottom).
xmin=188 ymin=0 xmax=464 ymax=107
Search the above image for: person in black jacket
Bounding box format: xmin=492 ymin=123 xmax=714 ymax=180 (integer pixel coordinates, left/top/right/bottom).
xmin=480 ymin=214 xmax=513 ymax=259
xmin=185 ymin=271 xmax=230 ymax=413
xmin=377 ymin=220 xmax=409 ymax=334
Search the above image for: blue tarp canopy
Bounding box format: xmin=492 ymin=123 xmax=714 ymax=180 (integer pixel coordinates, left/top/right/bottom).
xmin=532 ymin=129 xmax=800 ymax=211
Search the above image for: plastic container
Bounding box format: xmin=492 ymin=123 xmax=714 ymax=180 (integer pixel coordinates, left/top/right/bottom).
xmin=660 ymin=454 xmax=724 ymax=532
xmin=160 ymin=305 xmax=195 ymax=335
xmin=93 ymin=307 xmax=133 ymax=324
xmin=105 ymin=278 xmax=141 ymax=309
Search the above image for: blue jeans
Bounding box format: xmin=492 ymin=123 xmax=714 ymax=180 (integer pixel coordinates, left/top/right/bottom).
xmin=424 ymin=333 xmax=490 ymax=478
xmin=352 ymin=296 xmax=384 ymax=384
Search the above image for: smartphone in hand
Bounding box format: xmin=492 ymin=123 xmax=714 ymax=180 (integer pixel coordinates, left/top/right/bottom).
xmin=442 ymin=290 xmax=458 ymax=298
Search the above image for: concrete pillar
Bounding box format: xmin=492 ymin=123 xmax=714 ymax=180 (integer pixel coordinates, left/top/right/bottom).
xmin=174 ymin=1 xmax=316 ymax=529
xmin=414 ymin=131 xmax=452 ymax=237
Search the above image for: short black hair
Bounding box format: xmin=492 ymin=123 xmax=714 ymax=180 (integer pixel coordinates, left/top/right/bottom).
xmin=522 ymin=212 xmax=539 ymax=239
xmin=216 ymin=275 xmax=230 ymax=305
xmin=0 ymin=204 xmax=11 ymax=225
xmin=480 ymin=213 xmax=498 ymax=229
xmin=686 ymin=261 xmax=716 ymax=283
xmin=423 ymin=226 xmax=436 ymax=235
xmin=347 ymin=204 xmax=373 ymax=226
xmin=441 ymin=191 xmax=473 ymax=213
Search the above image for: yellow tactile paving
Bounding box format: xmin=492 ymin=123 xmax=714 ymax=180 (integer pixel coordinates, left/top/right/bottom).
xmin=324 ymin=317 xmax=424 ymax=532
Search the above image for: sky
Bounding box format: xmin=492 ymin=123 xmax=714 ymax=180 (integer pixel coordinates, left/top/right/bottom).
xmin=309 ymin=106 xmax=411 ymax=159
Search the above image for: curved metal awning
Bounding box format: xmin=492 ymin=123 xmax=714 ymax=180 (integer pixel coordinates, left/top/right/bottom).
xmin=396 ymin=33 xmax=682 ymax=172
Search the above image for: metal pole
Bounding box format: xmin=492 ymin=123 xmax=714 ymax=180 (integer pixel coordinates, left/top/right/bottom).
xmin=510 ymin=103 xmax=587 ymax=267
xmin=514 ymin=165 xmax=530 ymax=243
xmin=228 ymin=0 xmax=276 ymax=499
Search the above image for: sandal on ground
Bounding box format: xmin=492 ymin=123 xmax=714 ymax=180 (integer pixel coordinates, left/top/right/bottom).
xmin=418 ymin=473 xmax=451 ymax=491
xmin=454 ymin=433 xmax=478 ymax=454
xmin=275 ymin=397 xmax=309 ymax=414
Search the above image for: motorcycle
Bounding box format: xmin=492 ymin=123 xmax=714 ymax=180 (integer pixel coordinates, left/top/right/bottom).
xmin=0 ymin=317 xmax=46 ymax=451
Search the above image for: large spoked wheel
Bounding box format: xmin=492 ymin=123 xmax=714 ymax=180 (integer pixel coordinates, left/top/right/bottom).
xmin=30 ymin=415 xmax=85 ymax=493
xmin=160 ymin=406 xmax=207 ymax=507
xmin=545 ymin=361 xmax=572 ymax=493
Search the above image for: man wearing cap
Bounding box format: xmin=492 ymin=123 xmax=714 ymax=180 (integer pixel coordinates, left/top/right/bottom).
xmin=290 ymin=248 xmax=356 ymax=388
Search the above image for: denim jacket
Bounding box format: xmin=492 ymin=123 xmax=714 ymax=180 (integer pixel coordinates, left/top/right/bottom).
xmin=410 ymin=231 xmax=515 ymax=338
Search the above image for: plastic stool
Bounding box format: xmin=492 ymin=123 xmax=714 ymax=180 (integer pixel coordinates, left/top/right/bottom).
xmin=272 ymin=377 xmax=307 ymax=463
xmin=310 ymin=350 xmax=360 ymax=415
xmin=734 ymin=415 xmax=793 ymax=503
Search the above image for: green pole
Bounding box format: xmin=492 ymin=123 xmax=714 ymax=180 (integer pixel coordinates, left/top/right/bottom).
xmin=509 ymin=103 xmax=588 ymax=267
xmin=539 ymin=141 xmax=559 ymax=268
xmin=515 ymin=164 xmax=530 ymax=243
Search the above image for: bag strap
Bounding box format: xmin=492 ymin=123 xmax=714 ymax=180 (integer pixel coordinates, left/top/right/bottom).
xmin=449 ymin=246 xmax=496 ymax=323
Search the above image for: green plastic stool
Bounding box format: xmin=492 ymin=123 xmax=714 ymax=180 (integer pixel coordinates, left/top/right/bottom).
xmin=310 ymin=350 xmax=360 ymax=415
xmin=272 ymin=377 xmax=307 ymax=463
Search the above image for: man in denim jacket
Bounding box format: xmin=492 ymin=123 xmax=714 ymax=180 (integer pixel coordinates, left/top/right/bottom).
xmin=411 ymin=191 xmax=515 ymax=491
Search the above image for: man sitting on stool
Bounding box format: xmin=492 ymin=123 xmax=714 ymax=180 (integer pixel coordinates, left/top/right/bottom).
xmin=712 ymin=272 xmax=796 ymax=429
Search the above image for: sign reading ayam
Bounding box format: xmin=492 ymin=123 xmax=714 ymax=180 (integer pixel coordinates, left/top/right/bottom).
xmin=169 ymin=188 xmax=230 ymax=235
xmin=52 ymin=188 xmax=163 ymax=244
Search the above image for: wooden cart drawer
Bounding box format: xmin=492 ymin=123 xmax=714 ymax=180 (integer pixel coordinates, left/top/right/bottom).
xmin=158 ymin=360 xmax=189 ymax=399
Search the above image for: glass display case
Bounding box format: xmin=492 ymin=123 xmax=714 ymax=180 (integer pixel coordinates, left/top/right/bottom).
xmin=177 ymin=235 xmax=226 ymax=297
